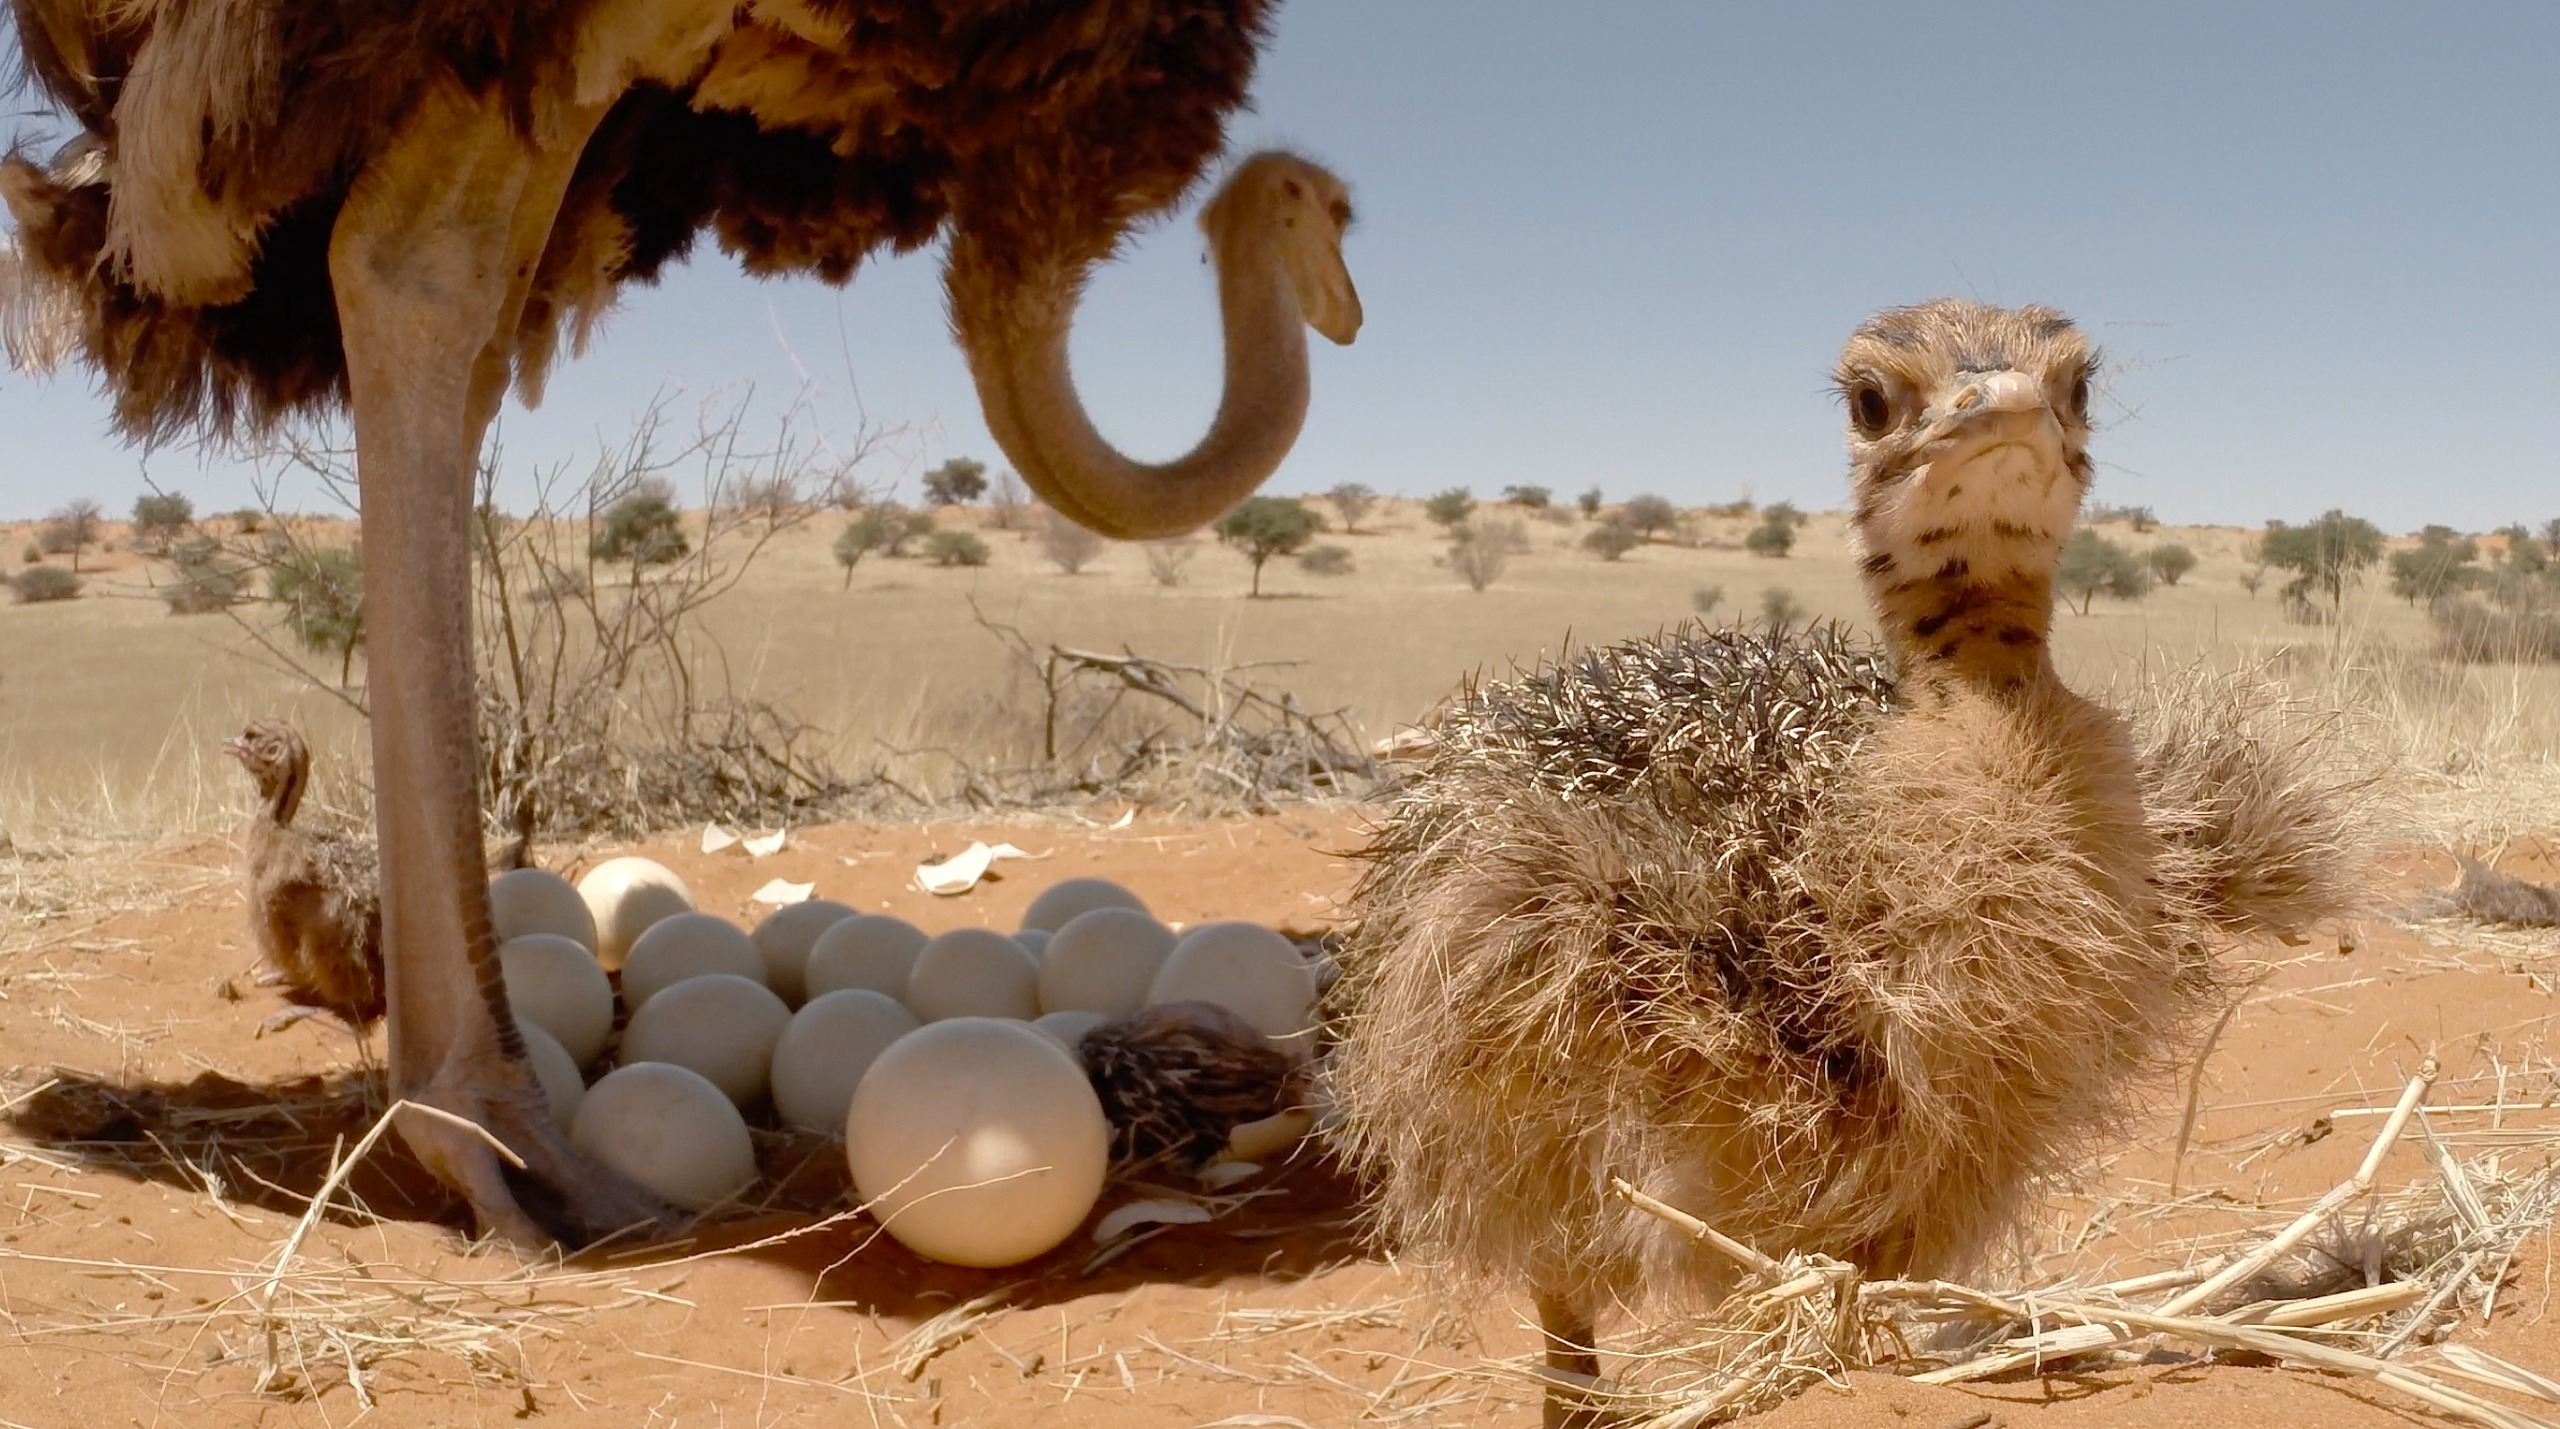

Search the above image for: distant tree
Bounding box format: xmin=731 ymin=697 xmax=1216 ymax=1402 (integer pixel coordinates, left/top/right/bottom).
xmin=1326 ymin=482 xmax=1379 ymax=534
xmin=1744 ymin=509 xmax=1796 ymax=557
xmin=131 ymin=491 xmax=195 ymax=552
xmin=2055 ymin=530 xmax=2154 ymax=614
xmin=2258 ymin=510 xmax=2384 ymax=616
xmin=2542 ymin=518 xmax=2560 ymax=556
xmin=987 ymin=470 xmax=1030 ymax=531
xmin=832 ymin=516 xmax=887 ymax=586
xmin=1501 ymin=484 xmax=1552 ymax=509
xmin=591 ymin=486 xmax=688 ymax=568
xmin=2144 ymin=542 xmax=2198 ymax=587
xmin=1576 ymin=486 xmax=1604 ymax=519
xmin=1758 ymin=586 xmax=1805 ymax=628
xmin=1039 ymin=506 xmax=1107 ymax=574
xmin=1214 ymin=495 xmax=1319 ymax=597
xmin=2498 ymin=523 xmax=2551 ymax=576
xmin=1619 ymin=493 xmax=1679 ymax=540
xmin=1423 ymin=487 xmax=1476 ymax=532
xmin=2388 ymin=526 xmax=2481 ymax=604
xmin=1300 ymin=544 xmax=1355 ymax=577
xmin=271 ymin=546 xmax=366 ymax=684
xmin=1691 ymin=585 xmax=1724 ymax=616
xmin=2237 ymin=567 xmax=2265 ymax=599
xmin=925 ymin=529 xmax=991 ymax=567
xmin=2088 ymin=503 xmax=2158 ymax=533
xmin=726 ymin=474 xmax=802 ymax=526
xmin=39 ymin=498 xmax=102 ymax=572
xmin=1144 ymin=540 xmax=1198 ymax=587
xmin=1581 ymin=518 xmax=1643 ymax=561
xmin=227 ymin=508 xmax=266 ymax=535
xmin=8 ymin=565 xmax=82 ymax=603
xmin=1448 ymin=522 xmax=1518 ymax=592
xmin=163 ymin=536 xmax=244 ymax=614
xmin=921 ymin=457 xmax=989 ymax=507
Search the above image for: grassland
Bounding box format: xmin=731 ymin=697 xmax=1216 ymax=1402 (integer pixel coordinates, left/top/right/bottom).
xmin=5 ymin=499 xmax=2556 ymax=845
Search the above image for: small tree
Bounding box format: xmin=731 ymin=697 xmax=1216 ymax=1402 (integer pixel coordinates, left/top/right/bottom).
xmin=832 ymin=517 xmax=885 ymax=586
xmin=925 ymin=529 xmax=991 ymax=567
xmin=1326 ymin=482 xmax=1379 ymax=534
xmin=1040 ymin=506 xmax=1107 ymax=574
xmin=1423 ymin=487 xmax=1476 ymax=532
xmin=1744 ymin=509 xmax=1796 ymax=557
xmin=1576 ymin=486 xmax=1604 ymax=519
xmin=132 ymin=491 xmax=195 ymax=552
xmin=271 ymin=545 xmax=366 ymax=684
xmin=2144 ymin=542 xmax=2197 ymax=587
xmin=2542 ymin=518 xmax=2560 ymax=556
xmin=988 ymin=470 xmax=1030 ymax=531
xmin=921 ymin=457 xmax=988 ymax=507
xmin=2055 ymin=530 xmax=2154 ymax=614
xmin=725 ymin=474 xmax=802 ymax=526
xmin=1214 ymin=495 xmax=1319 ymax=597
xmin=1582 ymin=518 xmax=1642 ymax=561
xmin=1758 ymin=586 xmax=1804 ymax=628
xmin=163 ymin=536 xmax=244 ymax=614
xmin=2237 ymin=567 xmax=2265 ymax=599
xmin=592 ymin=486 xmax=689 ymax=568
xmin=2258 ymin=510 xmax=2384 ymax=617
xmin=1501 ymin=484 xmax=1552 ymax=509
xmin=1619 ymin=494 xmax=1679 ymax=541
xmin=1691 ymin=585 xmax=1724 ymax=616
xmin=40 ymin=498 xmax=102 ymax=572
xmin=1301 ymin=544 xmax=1355 ymax=577
xmin=1448 ymin=531 xmax=1510 ymax=593
xmin=1144 ymin=540 xmax=1198 ymax=587
xmin=8 ymin=565 xmax=82 ymax=603
xmin=2388 ymin=526 xmax=2479 ymax=604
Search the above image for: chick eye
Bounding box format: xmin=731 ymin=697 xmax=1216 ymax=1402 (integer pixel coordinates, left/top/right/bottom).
xmin=1849 ymin=384 xmax=1892 ymax=438
xmin=2069 ymin=369 xmax=2091 ymax=421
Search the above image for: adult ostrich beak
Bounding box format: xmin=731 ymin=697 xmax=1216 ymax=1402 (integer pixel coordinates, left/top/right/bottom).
xmin=946 ymin=151 xmax=1360 ymax=542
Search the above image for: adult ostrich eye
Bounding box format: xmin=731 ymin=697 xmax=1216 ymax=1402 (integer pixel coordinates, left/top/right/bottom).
xmin=1849 ymin=384 xmax=1892 ymax=439
xmin=2069 ymin=369 xmax=2091 ymax=421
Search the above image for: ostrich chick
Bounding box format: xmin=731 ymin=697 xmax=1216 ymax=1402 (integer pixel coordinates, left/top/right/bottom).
xmin=1325 ymin=300 xmax=2357 ymax=1427
xmin=226 ymin=721 xmax=385 ymax=1036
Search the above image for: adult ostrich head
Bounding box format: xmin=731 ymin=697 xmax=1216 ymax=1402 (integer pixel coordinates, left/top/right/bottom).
xmin=1836 ymin=299 xmax=2098 ymax=687
xmin=948 ymin=150 xmax=1360 ymax=540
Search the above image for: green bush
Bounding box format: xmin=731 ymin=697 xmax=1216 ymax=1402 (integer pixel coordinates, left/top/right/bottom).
xmin=163 ymin=536 xmax=244 ymax=614
xmin=925 ymin=529 xmax=990 ymax=567
xmin=1300 ymin=544 xmax=1355 ymax=577
xmin=1744 ymin=510 xmax=1796 ymax=557
xmin=1619 ymin=494 xmax=1679 ymax=539
xmin=2056 ymin=530 xmax=2154 ymax=613
xmin=1500 ymin=484 xmax=1552 ymax=509
xmin=1215 ymin=495 xmax=1320 ymax=597
xmin=1582 ymin=518 xmax=1642 ymax=560
xmin=132 ymin=491 xmax=195 ymax=551
xmin=1423 ymin=488 xmax=1476 ymax=531
xmin=1758 ymin=586 xmax=1804 ymax=627
xmin=1575 ymin=486 xmax=1604 ymax=519
xmin=2144 ymin=542 xmax=2197 ymax=587
xmin=270 ymin=546 xmax=366 ymax=683
xmin=592 ymin=491 xmax=689 ymax=567
xmin=1691 ymin=585 xmax=1724 ymax=616
xmin=921 ymin=457 xmax=989 ymax=507
xmin=8 ymin=565 xmax=82 ymax=603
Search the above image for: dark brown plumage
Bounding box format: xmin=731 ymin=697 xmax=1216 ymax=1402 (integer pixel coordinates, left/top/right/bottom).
xmin=0 ymin=0 xmax=1274 ymax=442
xmin=1079 ymin=1000 xmax=1298 ymax=1171
xmin=225 ymin=720 xmax=386 ymax=1032
xmin=2440 ymin=855 xmax=2560 ymax=928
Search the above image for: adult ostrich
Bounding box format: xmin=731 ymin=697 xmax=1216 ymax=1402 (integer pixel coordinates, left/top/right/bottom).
xmin=1 ymin=0 xmax=1358 ymax=1243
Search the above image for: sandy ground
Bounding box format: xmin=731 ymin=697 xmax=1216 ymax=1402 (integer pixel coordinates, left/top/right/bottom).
xmin=3 ymin=814 xmax=2559 ymax=1428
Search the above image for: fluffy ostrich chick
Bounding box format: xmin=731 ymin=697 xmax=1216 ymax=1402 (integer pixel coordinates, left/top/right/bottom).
xmin=1324 ymin=300 xmax=2358 ymax=1426
xmin=226 ymin=720 xmax=386 ymax=1035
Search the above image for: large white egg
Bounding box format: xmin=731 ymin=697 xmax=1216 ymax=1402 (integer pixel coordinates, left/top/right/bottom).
xmin=803 ymin=915 xmax=930 ymax=1000
xmin=750 ymin=899 xmax=855 ymax=1006
xmin=905 ymin=928 xmax=1041 ymax=1022
xmin=770 ymin=990 xmax=921 ymax=1136
xmin=518 ymin=1022 xmax=586 ymax=1129
xmin=576 ymin=856 xmax=695 ymax=971
xmin=1032 ymin=1009 xmax=1109 ymax=1062
xmin=1014 ymin=929 xmax=1052 ymax=962
xmin=1148 ymin=922 xmax=1320 ymax=1054
xmin=499 ymin=933 xmax=615 ymax=1066
xmin=1019 ymin=878 xmax=1148 ymax=934
xmin=618 ymin=973 xmax=792 ymax=1107
xmin=621 ymin=913 xmax=763 ymax=1011
xmin=573 ymin=1062 xmax=756 ymax=1212
xmin=490 ymin=867 xmax=597 ymax=952
xmin=845 ymin=1018 xmax=1110 ymax=1267
xmin=1037 ymin=907 xmax=1177 ymax=1017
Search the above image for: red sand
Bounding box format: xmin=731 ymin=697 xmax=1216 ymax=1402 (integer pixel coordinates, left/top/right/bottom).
xmin=2 ymin=815 xmax=2556 ymax=1427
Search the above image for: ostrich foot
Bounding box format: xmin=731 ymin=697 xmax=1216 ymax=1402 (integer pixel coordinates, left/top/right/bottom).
xmin=255 ymin=1005 xmax=329 ymax=1038
xmin=1537 ymin=1291 xmax=1607 ymax=1429
xmin=396 ymin=1060 xmax=677 ymax=1250
xmin=253 ymin=969 xmax=290 ymax=988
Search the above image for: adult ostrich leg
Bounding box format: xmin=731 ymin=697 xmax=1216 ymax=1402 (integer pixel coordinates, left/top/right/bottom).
xmin=329 ymin=84 xmax=660 ymax=1243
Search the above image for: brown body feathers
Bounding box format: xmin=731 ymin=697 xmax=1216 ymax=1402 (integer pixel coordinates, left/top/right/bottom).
xmin=226 ymin=721 xmax=386 ymax=1030
xmin=1080 ymin=1000 xmax=1299 ymax=1170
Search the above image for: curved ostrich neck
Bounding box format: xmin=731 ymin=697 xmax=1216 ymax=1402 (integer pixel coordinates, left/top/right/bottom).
xmin=954 ymin=221 xmax=1310 ymax=539
xmin=1865 ymin=554 xmax=2059 ymax=696
xmin=268 ymin=755 xmax=308 ymax=826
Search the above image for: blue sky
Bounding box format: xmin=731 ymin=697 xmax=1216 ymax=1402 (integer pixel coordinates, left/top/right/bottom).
xmin=3 ymin=2 xmax=2554 ymax=530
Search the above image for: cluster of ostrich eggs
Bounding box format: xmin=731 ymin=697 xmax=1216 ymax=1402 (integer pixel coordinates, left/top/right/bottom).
xmin=491 ymin=862 xmax=1317 ymax=1262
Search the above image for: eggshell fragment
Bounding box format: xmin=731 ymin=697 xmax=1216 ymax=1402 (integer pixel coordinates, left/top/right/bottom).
xmin=905 ymin=928 xmax=1041 ymax=1022
xmin=770 ymin=990 xmax=921 ymax=1137
xmin=572 ymin=1062 xmax=756 ymax=1211
xmin=575 ymin=857 xmax=695 ymax=970
xmin=618 ymin=973 xmax=792 ymax=1107
xmin=621 ymin=913 xmax=764 ymax=1012
xmin=490 ymin=868 xmax=597 ymax=952
xmin=803 ymin=915 xmax=931 ymax=1001
xmin=1037 ymin=907 xmax=1177 ymax=1017
xmin=845 ymin=1018 xmax=1110 ymax=1266
xmin=499 ymin=933 xmax=615 ymax=1067
xmin=750 ymin=899 xmax=856 ymax=1005
xmin=1019 ymin=878 xmax=1148 ymax=934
